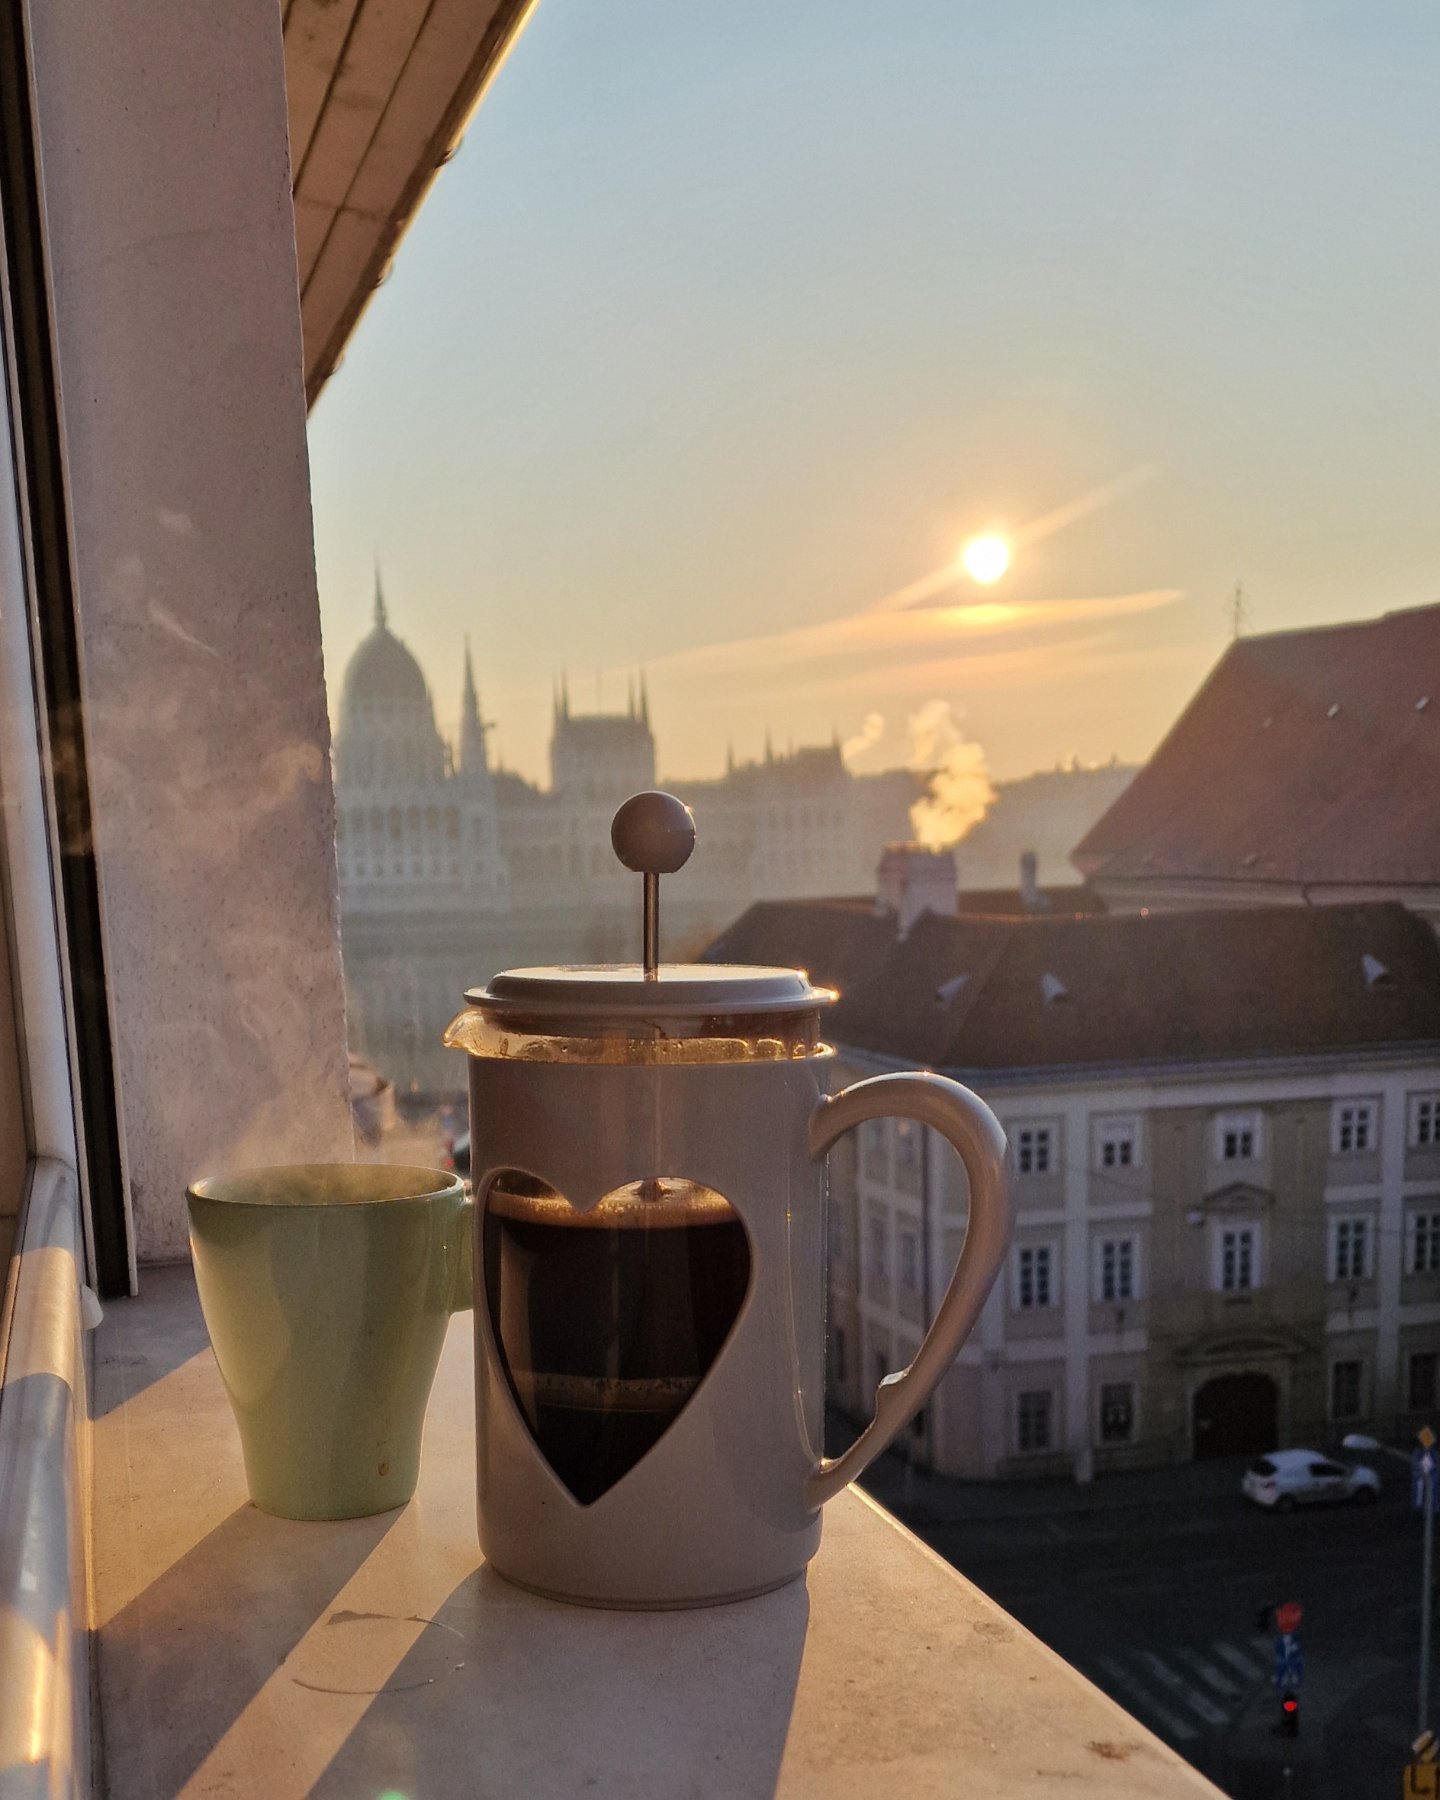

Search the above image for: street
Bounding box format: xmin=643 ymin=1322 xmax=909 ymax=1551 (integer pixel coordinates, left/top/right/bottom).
xmin=860 ymin=1449 xmax=1426 ymax=1799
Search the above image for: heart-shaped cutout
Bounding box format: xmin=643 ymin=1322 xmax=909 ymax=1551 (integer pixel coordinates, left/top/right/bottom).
xmin=483 ymin=1175 xmax=751 ymax=1505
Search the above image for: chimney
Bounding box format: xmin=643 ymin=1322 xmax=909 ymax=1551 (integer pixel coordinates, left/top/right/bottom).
xmin=877 ymin=843 xmax=958 ymax=938
xmin=1019 ymin=850 xmax=1047 ymax=913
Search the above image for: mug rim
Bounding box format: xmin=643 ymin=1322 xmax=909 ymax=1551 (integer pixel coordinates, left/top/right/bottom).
xmin=187 ymin=1162 xmax=465 ymax=1210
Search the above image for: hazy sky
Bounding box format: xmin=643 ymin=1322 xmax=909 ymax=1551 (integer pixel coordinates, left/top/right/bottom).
xmin=308 ymin=0 xmax=1440 ymax=787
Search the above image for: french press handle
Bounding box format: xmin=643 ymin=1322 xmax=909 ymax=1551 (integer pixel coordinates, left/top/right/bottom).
xmin=805 ymin=1070 xmax=1013 ymax=1510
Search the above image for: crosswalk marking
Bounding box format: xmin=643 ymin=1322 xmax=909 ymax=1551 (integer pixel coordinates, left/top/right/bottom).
xmin=1173 ymin=1646 xmax=1245 ymax=1699
xmin=1214 ymin=1639 xmax=1268 ymax=1682
xmin=1095 ymin=1654 xmax=1201 ymax=1743
xmin=1090 ymin=1637 xmax=1277 ymax=1747
xmin=1136 ymin=1650 xmax=1230 ymax=1726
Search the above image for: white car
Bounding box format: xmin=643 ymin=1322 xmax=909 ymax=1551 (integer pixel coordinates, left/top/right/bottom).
xmin=1243 ymin=1448 xmax=1381 ymax=1511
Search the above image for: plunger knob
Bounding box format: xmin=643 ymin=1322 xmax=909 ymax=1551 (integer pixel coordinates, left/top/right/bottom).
xmin=610 ymin=791 xmax=696 ymax=875
xmin=611 ymin=792 xmax=695 ymax=976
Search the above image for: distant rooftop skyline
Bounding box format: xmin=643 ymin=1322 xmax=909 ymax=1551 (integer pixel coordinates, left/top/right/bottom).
xmin=308 ymin=0 xmax=1440 ymax=790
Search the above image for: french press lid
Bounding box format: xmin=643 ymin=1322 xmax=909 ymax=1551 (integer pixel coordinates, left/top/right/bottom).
xmin=453 ymin=792 xmax=835 ymax=1046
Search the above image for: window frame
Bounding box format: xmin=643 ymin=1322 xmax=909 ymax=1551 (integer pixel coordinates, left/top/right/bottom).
xmin=1014 ymin=1123 xmax=1056 ymax=1178
xmin=1410 ymin=1208 xmax=1440 ymax=1276
xmin=1214 ymin=1109 xmax=1262 ymax=1163
xmin=867 ymin=1209 xmax=889 ymax=1283
xmin=1329 ymin=1357 xmax=1364 ymax=1422
xmin=898 ymin=1226 xmax=920 ymax=1294
xmin=1094 ymin=1233 xmax=1140 ymax=1304
xmin=1410 ymin=1094 xmax=1440 ymax=1150
xmin=1097 ymin=1380 xmax=1136 ymax=1445
xmin=1330 ymin=1214 xmax=1372 ymax=1284
xmin=1332 ymin=1099 xmax=1378 ymax=1157
xmin=1213 ymin=1221 xmax=1260 ymax=1293
xmin=1015 ymin=1388 xmax=1054 ymax=1454
xmin=1013 ymin=1240 xmax=1058 ymax=1311
xmin=1093 ymin=1115 xmax=1140 ymax=1171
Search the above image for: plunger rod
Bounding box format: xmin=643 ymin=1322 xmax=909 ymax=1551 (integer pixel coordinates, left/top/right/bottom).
xmin=643 ymin=871 xmax=659 ymax=978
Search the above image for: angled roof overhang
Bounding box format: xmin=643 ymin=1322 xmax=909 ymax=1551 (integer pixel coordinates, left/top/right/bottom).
xmin=285 ymin=0 xmax=537 ymax=409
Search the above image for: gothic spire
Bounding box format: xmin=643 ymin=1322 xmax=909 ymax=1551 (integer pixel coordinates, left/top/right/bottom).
xmin=373 ymin=561 xmax=388 ymax=630
xmin=639 ymin=670 xmax=650 ymax=725
xmin=462 ymin=636 xmax=479 ymax=717
xmin=459 ymin=635 xmax=488 ymax=778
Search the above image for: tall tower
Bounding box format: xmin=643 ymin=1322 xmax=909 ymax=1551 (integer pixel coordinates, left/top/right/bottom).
xmin=459 ymin=637 xmax=488 ymax=780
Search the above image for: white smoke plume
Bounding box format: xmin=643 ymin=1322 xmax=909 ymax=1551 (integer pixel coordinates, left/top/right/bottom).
xmin=841 ymin=711 xmax=885 ymax=767
xmin=906 ymin=699 xmax=995 ymax=849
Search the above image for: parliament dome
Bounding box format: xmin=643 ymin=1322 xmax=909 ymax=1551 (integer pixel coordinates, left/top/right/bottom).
xmin=341 ymin=582 xmax=430 ymax=715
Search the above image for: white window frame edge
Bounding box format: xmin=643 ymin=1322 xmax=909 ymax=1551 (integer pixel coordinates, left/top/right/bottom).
xmin=1213 ymin=1108 xmax=1264 ymax=1161
xmin=1408 ymin=1092 xmax=1440 ymax=1148
xmin=1331 ymin=1097 xmax=1380 ymax=1157
xmin=1210 ymin=1217 xmax=1263 ymax=1292
xmin=1091 ymin=1230 xmax=1142 ymax=1304
xmin=1014 ymin=1120 xmax=1059 ymax=1176
xmin=1092 ymin=1112 xmax=1141 ymax=1170
xmin=1011 ymin=1237 xmax=1061 ymax=1310
xmin=1330 ymin=1212 xmax=1375 ymax=1283
xmin=1326 ymin=1354 xmax=1368 ymax=1421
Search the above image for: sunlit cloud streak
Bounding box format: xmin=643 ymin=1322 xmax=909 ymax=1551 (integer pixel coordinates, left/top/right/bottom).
xmin=641 ymin=588 xmax=1181 ymax=682
xmin=761 ymin=633 xmax=1204 ymax=704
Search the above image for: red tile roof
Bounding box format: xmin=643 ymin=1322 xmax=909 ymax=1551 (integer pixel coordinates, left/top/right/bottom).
xmin=1072 ymin=603 xmax=1440 ymax=889
xmin=705 ymin=899 xmax=1440 ymax=1074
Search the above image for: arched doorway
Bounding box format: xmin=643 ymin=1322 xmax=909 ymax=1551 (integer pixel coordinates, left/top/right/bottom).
xmin=1193 ymin=1371 xmax=1278 ymax=1460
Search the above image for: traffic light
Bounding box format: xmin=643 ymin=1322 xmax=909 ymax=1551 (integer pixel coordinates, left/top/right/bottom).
xmin=1281 ymin=1693 xmax=1299 ymax=1738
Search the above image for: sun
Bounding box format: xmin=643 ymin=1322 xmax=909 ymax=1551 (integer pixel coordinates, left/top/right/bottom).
xmin=960 ymin=534 xmax=1011 ymax=585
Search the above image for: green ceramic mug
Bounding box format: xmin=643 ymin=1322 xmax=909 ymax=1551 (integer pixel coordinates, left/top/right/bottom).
xmin=187 ymin=1164 xmax=471 ymax=1520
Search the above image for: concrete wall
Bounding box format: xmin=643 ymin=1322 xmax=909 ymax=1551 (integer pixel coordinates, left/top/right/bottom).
xmin=29 ymin=0 xmax=353 ymax=1261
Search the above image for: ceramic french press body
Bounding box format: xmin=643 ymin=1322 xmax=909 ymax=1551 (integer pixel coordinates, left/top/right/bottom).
xmin=445 ymin=793 xmax=1013 ymax=1609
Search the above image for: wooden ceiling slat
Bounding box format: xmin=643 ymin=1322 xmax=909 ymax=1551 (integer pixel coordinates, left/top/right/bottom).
xmin=283 ymin=0 xmax=366 ymax=182
xmin=283 ymin=0 xmax=536 ymax=406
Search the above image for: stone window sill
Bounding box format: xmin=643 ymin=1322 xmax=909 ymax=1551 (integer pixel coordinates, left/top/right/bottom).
xmin=82 ymin=1265 xmax=1226 ymax=1797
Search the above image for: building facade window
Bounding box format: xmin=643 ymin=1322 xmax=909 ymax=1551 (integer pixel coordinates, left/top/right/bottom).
xmin=1410 ymin=1210 xmax=1440 ymax=1275
xmin=1015 ymin=1244 xmax=1055 ymax=1310
xmin=1015 ymin=1125 xmax=1054 ymax=1176
xmin=1099 ymin=1382 xmax=1135 ymax=1444
xmin=894 ymin=1119 xmax=922 ymax=1194
xmin=1330 ymin=1359 xmax=1363 ymax=1421
xmin=1216 ymin=1111 xmax=1261 ymax=1162
xmin=1016 ymin=1389 xmax=1053 ymax=1453
xmin=1412 ymin=1095 xmax=1440 ymax=1150
xmin=861 ymin=1119 xmax=888 ymax=1183
xmin=1409 ymin=1351 xmax=1437 ymax=1413
xmin=1095 ymin=1116 xmax=1138 ymax=1170
xmin=1333 ymin=1101 xmax=1377 ymax=1155
xmin=1331 ymin=1217 xmax=1371 ymax=1283
xmin=899 ymin=1228 xmax=920 ymax=1293
xmin=868 ymin=1213 xmax=888 ymax=1281
xmin=1096 ymin=1236 xmax=1138 ymax=1303
xmin=1217 ymin=1224 xmax=1258 ymax=1292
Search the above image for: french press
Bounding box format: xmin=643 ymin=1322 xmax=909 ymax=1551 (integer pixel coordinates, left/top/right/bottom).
xmin=445 ymin=792 xmax=1013 ymax=1608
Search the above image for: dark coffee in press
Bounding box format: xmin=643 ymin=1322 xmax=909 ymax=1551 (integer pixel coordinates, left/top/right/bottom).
xmin=483 ymin=1176 xmax=752 ymax=1505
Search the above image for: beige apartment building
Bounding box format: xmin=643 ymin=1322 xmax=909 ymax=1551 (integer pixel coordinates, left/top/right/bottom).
xmin=709 ymin=870 xmax=1440 ymax=1479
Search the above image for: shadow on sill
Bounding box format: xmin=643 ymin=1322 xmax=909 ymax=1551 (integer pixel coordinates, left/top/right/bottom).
xmin=90 ymin=1259 xmax=212 ymax=1417
xmin=307 ymin=1564 xmax=809 ymax=1799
